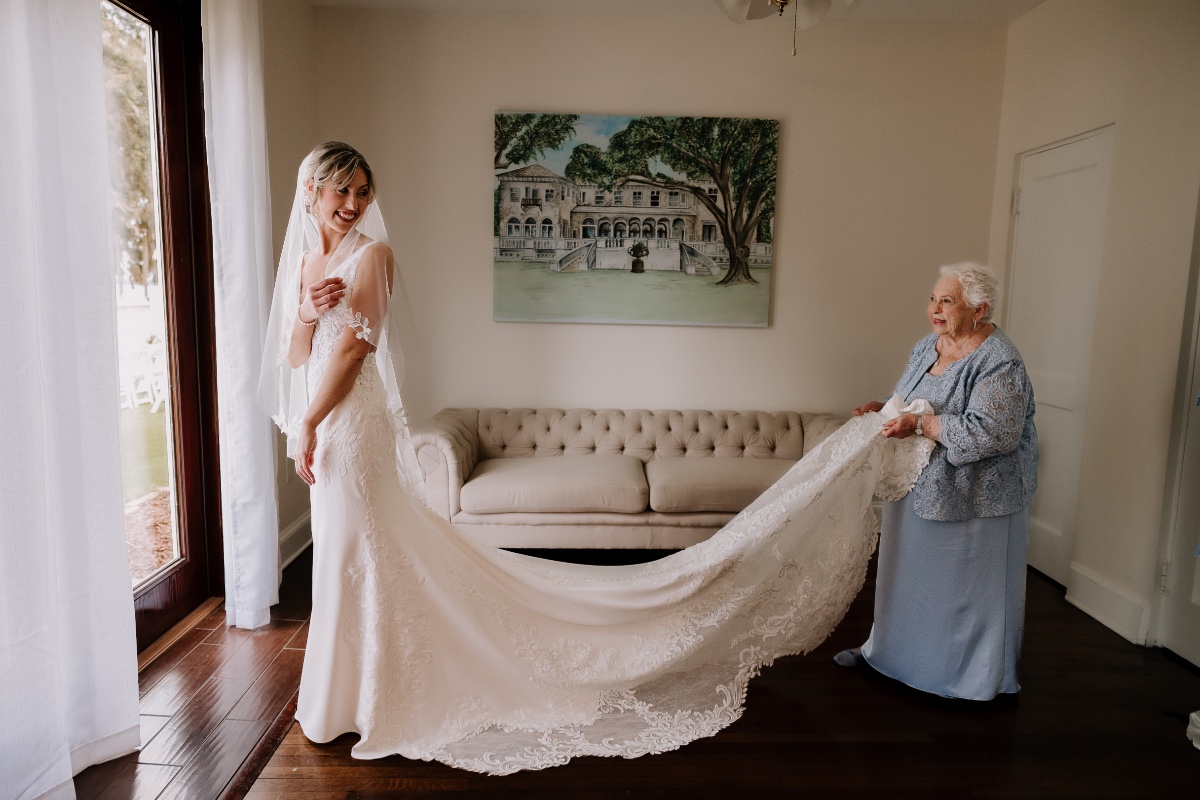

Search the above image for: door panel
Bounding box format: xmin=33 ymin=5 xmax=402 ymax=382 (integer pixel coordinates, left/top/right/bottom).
xmin=1158 ymin=200 xmax=1200 ymax=667
xmin=1006 ymin=128 xmax=1114 ymax=584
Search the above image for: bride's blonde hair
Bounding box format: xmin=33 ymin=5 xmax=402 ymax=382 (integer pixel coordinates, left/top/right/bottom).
xmin=305 ymin=141 xmax=376 ymax=206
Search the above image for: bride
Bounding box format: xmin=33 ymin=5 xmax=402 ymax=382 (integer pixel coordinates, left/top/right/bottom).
xmin=259 ymin=142 xmax=931 ymax=775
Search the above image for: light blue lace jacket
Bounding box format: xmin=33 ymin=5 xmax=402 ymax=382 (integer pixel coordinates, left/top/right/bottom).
xmin=894 ymin=328 xmax=1038 ymax=521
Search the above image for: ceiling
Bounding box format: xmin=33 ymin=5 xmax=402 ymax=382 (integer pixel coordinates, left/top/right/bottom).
xmin=311 ymin=0 xmax=1047 ymax=25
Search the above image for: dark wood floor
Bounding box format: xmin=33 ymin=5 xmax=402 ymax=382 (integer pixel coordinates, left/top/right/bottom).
xmin=79 ymin=547 xmax=1200 ymax=799
xmin=74 ymin=552 xmax=315 ymax=800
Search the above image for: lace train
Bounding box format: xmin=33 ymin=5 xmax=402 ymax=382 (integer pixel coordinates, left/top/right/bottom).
xmin=299 ymin=294 xmax=930 ymax=773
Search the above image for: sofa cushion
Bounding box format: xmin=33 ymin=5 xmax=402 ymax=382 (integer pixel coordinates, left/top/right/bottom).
xmin=461 ymin=455 xmax=649 ymax=514
xmin=646 ymin=457 xmax=796 ymax=513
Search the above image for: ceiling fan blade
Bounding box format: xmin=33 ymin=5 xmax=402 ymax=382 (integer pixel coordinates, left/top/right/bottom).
xmin=715 ymin=0 xmax=753 ymax=23
xmin=744 ymin=0 xmax=782 ymax=21
xmin=796 ymin=0 xmax=832 ymax=29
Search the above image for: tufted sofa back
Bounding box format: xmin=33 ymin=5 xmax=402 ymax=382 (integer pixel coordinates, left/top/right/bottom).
xmin=476 ymin=409 xmax=813 ymax=463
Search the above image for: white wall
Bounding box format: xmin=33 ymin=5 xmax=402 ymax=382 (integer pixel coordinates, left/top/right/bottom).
xmin=298 ymin=8 xmax=1007 ymax=422
xmin=986 ymin=0 xmax=1200 ymax=641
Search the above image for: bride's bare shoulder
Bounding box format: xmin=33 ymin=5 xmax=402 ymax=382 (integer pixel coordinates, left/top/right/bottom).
xmin=357 ymin=238 xmax=394 ymax=266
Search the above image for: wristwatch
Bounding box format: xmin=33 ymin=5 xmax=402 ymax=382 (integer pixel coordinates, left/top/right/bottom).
xmin=915 ymin=415 xmax=924 ymax=438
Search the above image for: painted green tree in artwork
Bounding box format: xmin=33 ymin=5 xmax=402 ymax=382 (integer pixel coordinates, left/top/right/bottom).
xmin=564 ymin=143 xmax=612 ymax=186
xmin=605 ymin=117 xmax=778 ymax=286
xmin=494 ymin=113 xmax=579 ymax=170
xmin=102 ymin=2 xmax=158 ymax=292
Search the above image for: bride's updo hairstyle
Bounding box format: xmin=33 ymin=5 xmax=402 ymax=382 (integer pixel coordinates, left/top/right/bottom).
xmin=305 ymin=141 xmax=377 ymax=207
xmin=939 ymin=261 xmax=999 ymax=324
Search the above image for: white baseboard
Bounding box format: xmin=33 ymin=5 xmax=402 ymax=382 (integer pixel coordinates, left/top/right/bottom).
xmin=1065 ymin=560 xmax=1151 ymax=644
xmin=279 ymin=510 xmax=312 ymax=569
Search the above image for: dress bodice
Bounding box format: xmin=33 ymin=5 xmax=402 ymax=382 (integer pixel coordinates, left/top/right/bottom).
xmin=304 ymin=246 xmax=392 ymax=483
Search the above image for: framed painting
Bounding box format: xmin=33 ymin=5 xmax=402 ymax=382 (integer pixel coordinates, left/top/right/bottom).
xmin=493 ymin=113 xmax=777 ymax=327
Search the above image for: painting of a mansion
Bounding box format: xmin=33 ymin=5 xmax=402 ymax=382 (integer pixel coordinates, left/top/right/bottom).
xmin=495 ymin=164 xmax=772 ymax=274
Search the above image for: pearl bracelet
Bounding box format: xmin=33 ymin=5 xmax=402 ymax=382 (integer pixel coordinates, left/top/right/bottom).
xmin=297 ymin=306 xmax=316 ymax=327
xmin=915 ymin=414 xmax=924 ymax=438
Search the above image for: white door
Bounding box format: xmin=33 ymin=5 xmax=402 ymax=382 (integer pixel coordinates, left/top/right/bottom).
xmin=1005 ymin=128 xmax=1114 ymax=585
xmin=1157 ymin=260 xmax=1200 ymax=666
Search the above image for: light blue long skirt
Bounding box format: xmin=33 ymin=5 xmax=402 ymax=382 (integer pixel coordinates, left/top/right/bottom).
xmin=861 ymin=493 xmax=1031 ymax=700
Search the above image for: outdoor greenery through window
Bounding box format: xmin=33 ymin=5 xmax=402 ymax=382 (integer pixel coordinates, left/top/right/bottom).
xmin=102 ymin=1 xmax=180 ymax=588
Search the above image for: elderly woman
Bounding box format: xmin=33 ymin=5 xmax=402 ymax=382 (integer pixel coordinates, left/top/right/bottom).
xmin=837 ymin=262 xmax=1038 ymax=701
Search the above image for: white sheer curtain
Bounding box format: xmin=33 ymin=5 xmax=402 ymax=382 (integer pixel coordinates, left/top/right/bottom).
xmin=202 ymin=0 xmax=282 ymax=629
xmin=0 ymin=0 xmax=141 ymax=797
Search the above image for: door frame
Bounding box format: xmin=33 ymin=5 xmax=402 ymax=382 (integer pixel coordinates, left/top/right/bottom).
xmin=114 ymin=0 xmax=222 ymax=651
xmin=1148 ymin=177 xmax=1200 ymax=656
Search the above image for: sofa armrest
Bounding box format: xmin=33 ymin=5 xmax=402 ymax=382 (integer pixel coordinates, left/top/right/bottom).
xmin=801 ymin=413 xmax=848 ymax=456
xmin=409 ymin=408 xmax=480 ymax=520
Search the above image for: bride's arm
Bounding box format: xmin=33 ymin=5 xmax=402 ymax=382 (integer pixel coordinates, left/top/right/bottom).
xmin=286 ymin=275 xmax=346 ymax=368
xmin=294 ymin=245 xmax=393 ymax=485
xmin=294 ymin=328 xmax=373 ymax=484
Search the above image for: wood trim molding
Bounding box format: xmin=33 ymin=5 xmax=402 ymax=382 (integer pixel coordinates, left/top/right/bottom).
xmin=280 ymin=512 xmax=313 ymax=570
xmin=137 ymin=596 xmax=223 ymax=673
xmin=1066 ymin=560 xmax=1151 ymax=644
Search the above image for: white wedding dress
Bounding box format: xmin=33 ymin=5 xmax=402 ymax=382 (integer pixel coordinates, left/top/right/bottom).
xmin=295 ymin=251 xmax=931 ymax=775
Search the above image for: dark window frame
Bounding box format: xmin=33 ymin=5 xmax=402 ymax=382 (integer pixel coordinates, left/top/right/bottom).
xmin=110 ymin=0 xmax=221 ymax=651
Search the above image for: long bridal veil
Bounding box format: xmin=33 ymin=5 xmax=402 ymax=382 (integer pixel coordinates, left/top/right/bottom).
xmin=258 ymin=149 xmax=423 ymax=498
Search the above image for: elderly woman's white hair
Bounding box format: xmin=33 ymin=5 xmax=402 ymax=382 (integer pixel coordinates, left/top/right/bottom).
xmin=939 ymin=261 xmax=999 ymax=324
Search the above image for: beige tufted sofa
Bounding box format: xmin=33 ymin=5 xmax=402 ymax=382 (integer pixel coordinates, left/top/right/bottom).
xmin=410 ymin=408 xmax=845 ymax=549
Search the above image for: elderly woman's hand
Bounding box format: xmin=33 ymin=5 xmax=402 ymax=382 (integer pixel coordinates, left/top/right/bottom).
xmin=852 ymin=401 xmax=885 ymax=417
xmin=881 ymin=413 xmax=920 ymax=439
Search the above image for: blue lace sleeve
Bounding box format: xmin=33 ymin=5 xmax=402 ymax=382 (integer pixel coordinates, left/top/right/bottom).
xmin=938 ymin=360 xmax=1029 ymax=467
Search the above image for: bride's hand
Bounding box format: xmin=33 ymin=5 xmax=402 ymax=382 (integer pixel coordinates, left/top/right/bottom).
xmin=299 ymin=277 xmax=345 ymax=324
xmin=296 ymin=421 xmax=318 ymax=485
xmin=852 ymin=400 xmax=885 ymax=417
xmin=880 ymin=413 xmax=917 ymax=439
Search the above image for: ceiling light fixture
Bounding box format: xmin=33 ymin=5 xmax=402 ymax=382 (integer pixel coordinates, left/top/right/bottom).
xmin=717 ymin=0 xmax=858 ymax=55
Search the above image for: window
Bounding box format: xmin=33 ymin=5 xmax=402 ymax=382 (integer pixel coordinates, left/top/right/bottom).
xmin=101 ymin=0 xmax=220 ymax=649
xmin=580 ymin=192 xmax=587 ymax=204
xmin=581 ymin=218 xmax=596 ymax=238
xmin=632 ymin=191 xmax=642 ymax=206
xmin=541 ymin=218 xmax=555 ymax=237
xmin=545 ymin=189 xmax=554 ymax=201
xmin=650 ymin=190 xmax=660 ymax=207
xmin=668 ymin=191 xmax=680 ymax=207
xmin=531 ymin=188 xmax=540 ymax=201
xmin=595 ymin=193 xmax=605 ymax=205
xmin=524 ymin=217 xmax=536 ymax=237
xmin=614 ymin=191 xmax=624 ymax=205
xmin=506 ymin=217 xmax=521 ymax=236
xmin=509 ymin=188 xmax=518 ymax=202
xmin=598 ymin=221 xmax=611 ymax=237
xmin=702 ymin=223 xmax=716 ymax=242
xmin=708 ymin=187 xmax=718 ymax=201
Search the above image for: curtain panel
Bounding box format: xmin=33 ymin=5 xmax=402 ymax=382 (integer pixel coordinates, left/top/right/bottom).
xmin=202 ymin=0 xmax=282 ymax=630
xmin=0 ymin=0 xmax=141 ymax=797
